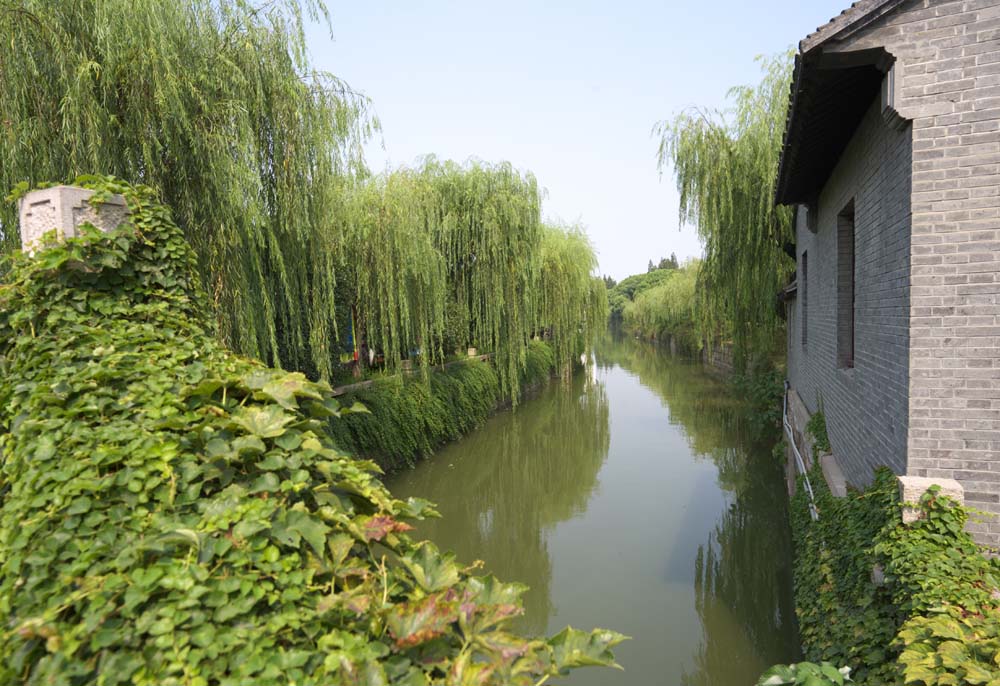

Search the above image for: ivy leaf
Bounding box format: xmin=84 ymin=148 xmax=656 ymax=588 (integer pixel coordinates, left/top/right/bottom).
xmin=230 ymin=405 xmax=294 ymax=438
xmin=399 ymin=542 xmax=460 ymax=592
xmin=358 ymin=514 xmax=413 ymax=542
xmin=386 ymin=593 xmax=459 ymax=649
xmin=273 ymin=510 xmax=330 ymax=557
xmin=184 ymin=378 xmax=224 ymax=399
xmin=548 ymin=627 xmax=627 ymax=672
xmin=260 ymin=373 xmax=322 ymax=410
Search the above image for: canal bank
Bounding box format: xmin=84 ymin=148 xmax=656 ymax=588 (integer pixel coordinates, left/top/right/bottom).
xmin=388 ymin=336 xmax=800 ymax=684
xmin=327 ymin=340 xmax=564 ymax=472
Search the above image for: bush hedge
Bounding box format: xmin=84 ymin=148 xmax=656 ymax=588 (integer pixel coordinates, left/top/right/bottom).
xmin=0 ymin=177 xmax=623 ymax=685
xmin=328 ymin=340 xmax=557 ymax=472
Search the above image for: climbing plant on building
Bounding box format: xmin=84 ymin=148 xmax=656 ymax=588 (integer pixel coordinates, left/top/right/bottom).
xmin=782 ymin=462 xmax=1000 ymax=685
xmin=0 ymin=176 xmax=625 ymax=685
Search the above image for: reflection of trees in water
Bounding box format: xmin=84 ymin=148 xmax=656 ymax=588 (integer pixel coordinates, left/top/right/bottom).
xmin=681 ymin=450 xmax=799 ymax=685
xmin=596 ymin=335 xmax=799 ymax=682
xmin=389 ymin=372 xmax=610 ymax=635
xmin=593 ymin=336 xmax=746 ymax=459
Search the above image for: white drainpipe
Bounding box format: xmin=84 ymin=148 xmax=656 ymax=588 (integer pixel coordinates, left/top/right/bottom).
xmin=784 ymin=380 xmax=819 ymax=521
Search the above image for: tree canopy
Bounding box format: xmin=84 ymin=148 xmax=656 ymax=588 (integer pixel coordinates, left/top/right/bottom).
xmin=654 ymin=53 xmax=795 ymax=361
xmin=0 ymin=1 xmax=608 ymax=395
xmin=0 ymin=0 xmax=376 ymax=379
xmin=340 ymin=160 xmax=607 ymax=399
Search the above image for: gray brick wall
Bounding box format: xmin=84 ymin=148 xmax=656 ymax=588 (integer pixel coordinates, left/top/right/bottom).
xmin=789 ymin=98 xmax=913 ymax=488
xmin=804 ymin=0 xmax=1000 ymax=545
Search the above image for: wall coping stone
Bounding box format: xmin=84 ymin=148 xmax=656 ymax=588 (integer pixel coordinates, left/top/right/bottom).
xmin=899 ymin=476 xmax=964 ymax=524
xmin=18 ymin=185 xmax=128 ymax=255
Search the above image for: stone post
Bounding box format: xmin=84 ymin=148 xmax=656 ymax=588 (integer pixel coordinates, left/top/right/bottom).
xmin=18 ymin=185 xmax=128 ymax=255
xmin=898 ymin=476 xmax=964 ymax=525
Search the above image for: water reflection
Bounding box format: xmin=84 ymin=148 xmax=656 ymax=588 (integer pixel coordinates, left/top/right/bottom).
xmin=596 ymin=337 xmax=799 ymax=683
xmin=388 ymin=372 xmax=610 ymax=634
xmin=388 ymin=336 xmax=798 ymax=684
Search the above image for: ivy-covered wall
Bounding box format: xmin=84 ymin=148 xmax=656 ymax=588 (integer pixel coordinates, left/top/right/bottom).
xmin=784 ymin=463 xmax=1000 ymax=685
xmin=0 ymin=178 xmax=623 ymax=685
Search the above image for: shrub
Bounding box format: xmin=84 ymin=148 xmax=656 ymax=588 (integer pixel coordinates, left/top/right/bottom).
xmin=0 ymin=177 xmax=624 ymax=685
xmin=329 ymin=339 xmax=558 ymax=471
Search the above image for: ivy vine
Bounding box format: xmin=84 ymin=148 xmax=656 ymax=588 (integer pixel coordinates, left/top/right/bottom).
xmin=778 ymin=462 xmax=1000 ymax=685
xmin=0 ymin=177 xmax=624 ymax=685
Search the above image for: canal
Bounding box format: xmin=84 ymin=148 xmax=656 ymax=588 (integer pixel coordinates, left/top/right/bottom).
xmin=387 ymin=336 xmax=799 ymax=684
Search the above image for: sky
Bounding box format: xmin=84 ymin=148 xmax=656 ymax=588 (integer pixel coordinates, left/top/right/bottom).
xmin=306 ymin=1 xmax=852 ymax=280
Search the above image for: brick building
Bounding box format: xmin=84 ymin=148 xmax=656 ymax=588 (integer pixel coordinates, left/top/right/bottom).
xmin=778 ymin=0 xmax=1000 ymax=543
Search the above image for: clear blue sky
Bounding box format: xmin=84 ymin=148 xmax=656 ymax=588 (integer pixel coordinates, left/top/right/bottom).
xmin=306 ymin=1 xmax=850 ymax=280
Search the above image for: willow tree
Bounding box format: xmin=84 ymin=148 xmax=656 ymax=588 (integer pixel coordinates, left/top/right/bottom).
xmin=424 ymin=158 xmax=544 ymax=399
xmin=654 ymin=53 xmax=794 ymax=362
xmin=536 ymin=224 xmax=608 ymax=373
xmin=341 ymin=170 xmax=447 ymax=372
xmin=0 ymin=0 xmax=375 ymax=379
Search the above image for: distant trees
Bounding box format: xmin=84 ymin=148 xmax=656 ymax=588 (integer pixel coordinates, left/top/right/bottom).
xmin=659 ymin=252 xmax=680 ymax=270
xmin=607 ymin=268 xmax=675 ymax=326
xmin=622 ymin=262 xmax=703 ymax=350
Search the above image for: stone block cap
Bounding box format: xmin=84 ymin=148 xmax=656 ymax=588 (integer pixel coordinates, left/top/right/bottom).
xmin=898 ymin=475 xmax=964 ymax=524
xmin=18 ymin=185 xmax=129 ymax=255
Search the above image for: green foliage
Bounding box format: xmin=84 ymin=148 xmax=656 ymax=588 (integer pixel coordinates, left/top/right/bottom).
xmin=327 ymin=360 xmax=501 ymax=473
xmin=341 ymin=161 xmax=605 ymax=401
xmin=329 ymin=341 xmax=558 ymax=472
xmin=608 ymin=268 xmax=674 ymax=324
xmin=783 ymin=462 xmax=1000 ymax=686
xmin=0 ymin=177 xmax=624 ymax=685
xmin=655 ymin=53 xmax=795 ymax=363
xmin=421 ymin=158 xmax=543 ymax=401
xmin=0 ymin=0 xmax=376 ymax=380
xmin=879 ymin=490 xmax=1000 ymax=686
xmin=790 ymin=468 xmax=901 ymax=685
xmin=806 ymin=411 xmax=831 ymax=455
xmin=731 ymin=362 xmax=785 ymax=435
xmin=758 ymin=663 xmax=853 ymax=686
xmin=341 ymin=170 xmax=447 ymax=374
xmin=0 ymin=3 xmax=608 ymax=396
xmin=536 ymin=224 xmax=608 ymax=372
xmin=621 ymin=261 xmax=702 ymax=350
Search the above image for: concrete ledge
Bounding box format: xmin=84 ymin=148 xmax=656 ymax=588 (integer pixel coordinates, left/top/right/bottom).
xmin=820 ymin=452 xmax=848 ymax=498
xmin=899 ymin=475 xmax=964 ymax=524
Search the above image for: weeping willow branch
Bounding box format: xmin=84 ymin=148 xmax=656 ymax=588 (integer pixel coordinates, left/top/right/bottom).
xmin=0 ymin=0 xmax=377 ymax=380
xmin=536 ymin=223 xmax=608 ymax=374
xmin=654 ymin=52 xmax=794 ymax=363
xmin=341 ymin=161 xmax=607 ymax=401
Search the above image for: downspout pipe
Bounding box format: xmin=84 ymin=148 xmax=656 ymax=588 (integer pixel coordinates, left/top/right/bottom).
xmin=784 ymin=380 xmax=819 ymax=521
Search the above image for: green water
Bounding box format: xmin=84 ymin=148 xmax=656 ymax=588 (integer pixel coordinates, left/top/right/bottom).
xmin=387 ymin=337 xmax=799 ymax=685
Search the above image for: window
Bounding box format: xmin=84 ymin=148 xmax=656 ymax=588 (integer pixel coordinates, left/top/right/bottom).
xmin=838 ymin=201 xmax=856 ymax=368
xmin=801 ymin=251 xmax=808 ymax=347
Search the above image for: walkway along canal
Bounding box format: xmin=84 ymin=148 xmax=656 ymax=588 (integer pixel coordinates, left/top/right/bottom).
xmin=388 ymin=336 xmax=800 ymax=684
